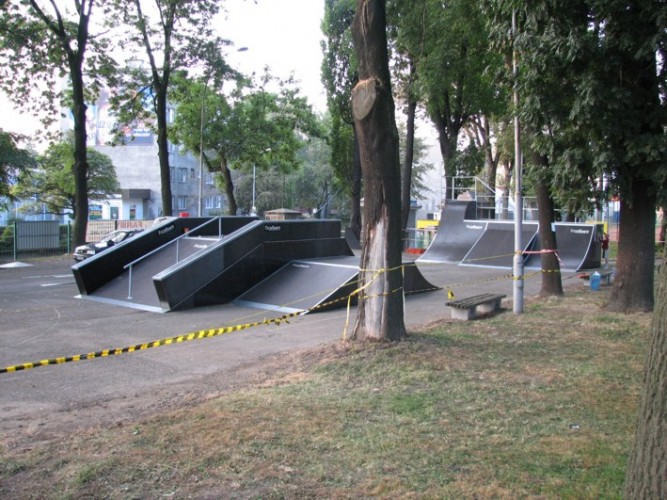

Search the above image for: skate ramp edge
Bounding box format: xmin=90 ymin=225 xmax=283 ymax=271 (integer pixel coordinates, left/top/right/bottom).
xmin=235 ymin=257 xmax=440 ymax=314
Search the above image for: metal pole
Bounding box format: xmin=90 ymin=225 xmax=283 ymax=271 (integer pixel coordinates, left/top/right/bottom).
xmin=198 ymin=80 xmax=206 ymax=217
xmin=127 ymin=266 xmax=133 ymax=300
xmin=512 ymin=9 xmax=524 ymax=315
xmin=251 ymin=165 xmax=257 ymax=216
xmin=13 ymin=220 xmax=17 ymax=261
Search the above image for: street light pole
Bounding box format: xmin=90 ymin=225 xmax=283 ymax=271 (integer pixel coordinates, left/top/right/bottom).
xmin=251 ymin=165 xmax=257 ymax=216
xmin=198 ymin=84 xmax=205 ymax=217
xmin=512 ymin=9 xmax=524 ymax=315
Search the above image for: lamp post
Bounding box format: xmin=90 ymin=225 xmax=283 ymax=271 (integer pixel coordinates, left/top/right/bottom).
xmin=251 ymin=165 xmax=257 ymax=216
xmin=512 ymin=9 xmax=524 ymax=315
xmin=198 ymin=79 xmax=207 ymax=217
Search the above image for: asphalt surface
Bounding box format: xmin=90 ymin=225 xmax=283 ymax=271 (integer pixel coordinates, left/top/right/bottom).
xmin=0 ymin=255 xmax=576 ymax=434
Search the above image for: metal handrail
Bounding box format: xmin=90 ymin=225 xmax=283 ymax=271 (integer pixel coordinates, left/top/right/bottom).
xmin=124 ymin=217 xmax=222 ymax=300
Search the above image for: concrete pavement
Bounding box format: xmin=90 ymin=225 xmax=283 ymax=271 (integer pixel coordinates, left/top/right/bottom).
xmin=0 ymin=255 xmax=577 ymax=437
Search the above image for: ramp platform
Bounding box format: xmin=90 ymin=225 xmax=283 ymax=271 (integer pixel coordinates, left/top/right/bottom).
xmin=462 ymin=222 xmax=538 ymax=268
xmin=419 ymin=200 xmax=484 ymax=263
xmin=235 ymin=256 xmax=360 ymax=313
xmin=417 ymin=201 xmax=602 ymax=271
xmin=235 ymin=255 xmax=440 ymax=314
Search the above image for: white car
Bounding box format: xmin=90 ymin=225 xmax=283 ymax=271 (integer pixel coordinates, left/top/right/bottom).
xmin=73 ymin=229 xmax=143 ymax=261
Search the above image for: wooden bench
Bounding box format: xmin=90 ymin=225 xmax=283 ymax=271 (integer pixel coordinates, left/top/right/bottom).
xmin=599 ymin=270 xmax=613 ymax=285
xmin=446 ymin=293 xmax=506 ymax=321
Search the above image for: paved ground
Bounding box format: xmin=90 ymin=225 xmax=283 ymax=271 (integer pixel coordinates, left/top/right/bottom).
xmin=0 ymin=255 xmax=580 ymax=447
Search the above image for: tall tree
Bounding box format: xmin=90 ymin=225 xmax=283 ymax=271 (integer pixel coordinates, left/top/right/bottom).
xmin=108 ymin=0 xmax=224 ymax=217
xmin=624 ymin=250 xmax=667 ymax=497
xmin=321 ymin=0 xmax=362 ymax=240
xmin=13 ymin=136 xmax=118 ymax=218
xmin=386 ymin=1 xmax=425 ymax=235
xmin=351 ymin=0 xmax=405 ymax=341
xmin=570 ymin=1 xmax=665 ymax=312
xmin=528 ymin=150 xmax=563 ymax=297
xmin=170 ymin=72 xmax=321 ymax=215
xmin=416 ymin=0 xmax=497 ymax=200
xmin=485 ymin=0 xmax=666 ymax=312
xmin=0 ymin=0 xmax=109 ymax=245
xmin=0 ymin=130 xmax=36 ymax=204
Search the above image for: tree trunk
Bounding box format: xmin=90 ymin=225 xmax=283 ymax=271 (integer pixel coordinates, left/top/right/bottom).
xmin=401 ymin=92 xmax=417 ymax=244
xmin=64 ymin=3 xmax=91 ymax=247
xmin=532 ymin=154 xmax=563 ymax=297
xmin=659 ymin=205 xmax=666 ymax=250
xmin=156 ymin=85 xmax=173 ymax=216
xmin=606 ymin=180 xmax=656 ymax=312
xmin=624 ymin=256 xmax=667 ymax=497
xmin=436 ymin=128 xmax=459 ymax=200
xmin=349 ymin=127 xmax=362 ymax=240
xmin=70 ymin=63 xmax=89 ymax=247
xmin=501 ymin=159 xmax=512 ymax=220
xmin=351 ymin=0 xmax=405 ymax=342
xmin=218 ymin=160 xmax=237 ymax=216
xmin=481 ymin=117 xmax=498 ymax=192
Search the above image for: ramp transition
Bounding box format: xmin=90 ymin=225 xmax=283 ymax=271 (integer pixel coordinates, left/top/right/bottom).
xmin=462 ymin=221 xmax=538 ymax=268
xmin=235 ymin=255 xmax=440 ymax=314
xmin=74 ymin=218 xmax=367 ymax=312
xmin=418 ymin=201 xmax=602 ymax=271
xmin=419 ymin=200 xmax=484 ymax=263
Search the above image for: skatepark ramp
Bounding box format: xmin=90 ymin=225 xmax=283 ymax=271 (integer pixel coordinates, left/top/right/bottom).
xmin=72 ymin=216 xmax=257 ymax=312
xmin=235 ymin=256 xmax=360 ymax=313
xmin=419 ymin=200 xmax=484 ymax=263
xmin=235 ymin=256 xmax=439 ymax=314
xmin=547 ymin=224 xmax=602 ymax=271
xmin=418 ymin=201 xmax=603 ymax=271
xmin=73 ymin=218 xmax=356 ymax=312
xmin=461 ymin=221 xmax=538 ymax=268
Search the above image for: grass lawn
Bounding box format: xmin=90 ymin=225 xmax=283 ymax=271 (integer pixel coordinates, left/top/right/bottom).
xmin=0 ymin=289 xmax=650 ymax=498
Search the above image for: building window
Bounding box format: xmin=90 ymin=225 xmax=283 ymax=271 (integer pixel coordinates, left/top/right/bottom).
xmin=190 ymin=168 xmax=196 ymax=179
xmin=170 ymin=167 xmax=176 ymax=183
xmin=204 ymin=196 xmax=214 ymax=209
xmin=177 ymin=196 xmax=188 ymax=210
xmin=205 ymin=171 xmax=215 ymax=185
xmin=178 ymin=168 xmax=187 ymax=183
xmin=216 ymin=195 xmax=222 ymax=208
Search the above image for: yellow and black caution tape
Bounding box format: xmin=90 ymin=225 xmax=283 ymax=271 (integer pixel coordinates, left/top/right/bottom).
xmin=0 ymin=311 xmax=301 ymax=375
xmin=1 ymin=257 xmax=564 ymax=375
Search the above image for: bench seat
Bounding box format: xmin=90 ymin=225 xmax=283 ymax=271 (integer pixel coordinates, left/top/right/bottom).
xmin=446 ymin=293 xmax=506 ymax=321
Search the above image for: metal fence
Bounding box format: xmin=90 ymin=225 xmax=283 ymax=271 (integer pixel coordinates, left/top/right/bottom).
xmin=0 ymin=219 xmax=156 ymax=263
xmin=0 ymin=221 xmax=71 ymax=262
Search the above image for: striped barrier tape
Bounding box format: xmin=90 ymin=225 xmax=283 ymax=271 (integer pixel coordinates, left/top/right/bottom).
xmin=0 ymin=313 xmax=299 ymax=375
xmin=0 ymin=259 xmax=561 ymax=375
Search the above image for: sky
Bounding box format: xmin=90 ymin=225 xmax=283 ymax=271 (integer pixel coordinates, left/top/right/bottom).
xmin=0 ymin=0 xmax=327 ymax=138
xmin=219 ymin=0 xmax=327 ymax=111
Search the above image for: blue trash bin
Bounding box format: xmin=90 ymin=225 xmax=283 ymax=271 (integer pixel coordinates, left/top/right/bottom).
xmin=590 ymin=271 xmax=601 ymax=291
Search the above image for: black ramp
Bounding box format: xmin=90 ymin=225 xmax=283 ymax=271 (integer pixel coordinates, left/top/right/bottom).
xmin=462 ymin=221 xmax=537 ymax=268
xmin=236 ymin=256 xmax=440 ymax=314
xmin=154 ymin=220 xmax=355 ymax=311
xmin=404 ymin=262 xmax=442 ymax=294
xmin=72 ymin=216 xmax=256 ymax=296
xmin=418 ymin=200 xmax=485 ymax=263
xmin=235 ymin=256 xmax=360 ymax=313
xmin=554 ymin=223 xmax=601 ymax=271
xmin=83 ymin=236 xmax=219 ymax=311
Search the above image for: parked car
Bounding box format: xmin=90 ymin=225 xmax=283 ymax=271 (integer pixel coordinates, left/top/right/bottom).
xmin=73 ymin=229 xmax=143 ymax=261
